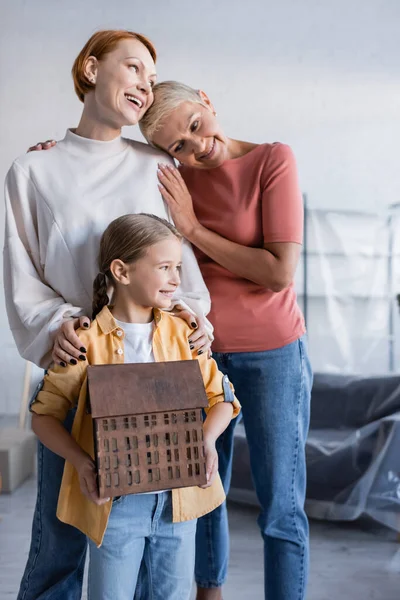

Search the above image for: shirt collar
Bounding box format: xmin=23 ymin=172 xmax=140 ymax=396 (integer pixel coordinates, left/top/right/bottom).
xmin=95 ymin=305 xmax=163 ymax=335
xmin=61 ymin=129 xmax=128 ymax=158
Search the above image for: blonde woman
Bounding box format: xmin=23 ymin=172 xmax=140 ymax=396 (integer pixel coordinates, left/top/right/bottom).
xmin=139 ymin=82 xmax=312 ymax=600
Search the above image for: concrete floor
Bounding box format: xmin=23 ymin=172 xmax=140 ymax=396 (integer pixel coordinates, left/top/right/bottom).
xmin=0 ymin=476 xmax=399 ymax=599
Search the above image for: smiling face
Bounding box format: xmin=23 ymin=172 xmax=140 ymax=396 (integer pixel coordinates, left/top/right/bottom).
xmin=151 ymin=99 xmax=230 ymax=169
xmin=85 ymin=38 xmax=156 ymax=130
xmin=116 ymin=236 xmax=182 ymax=310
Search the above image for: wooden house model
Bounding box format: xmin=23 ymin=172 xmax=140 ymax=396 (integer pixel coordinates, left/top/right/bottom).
xmin=87 ymin=360 xmax=208 ymax=498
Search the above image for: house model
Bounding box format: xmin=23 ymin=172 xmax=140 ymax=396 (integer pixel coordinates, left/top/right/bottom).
xmin=87 ymin=360 xmax=208 ymax=498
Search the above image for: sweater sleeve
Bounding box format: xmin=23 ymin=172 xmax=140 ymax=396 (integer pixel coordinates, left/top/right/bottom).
xmin=3 ymin=162 xmax=85 ymax=368
xmin=173 ymin=238 xmax=212 ymax=318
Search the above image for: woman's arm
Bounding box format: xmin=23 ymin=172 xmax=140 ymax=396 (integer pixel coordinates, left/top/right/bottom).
xmin=157 ymin=144 xmax=303 ymax=291
xmin=4 ymin=162 xmax=90 ymax=368
xmin=181 ymin=228 xmax=300 ymax=292
xmin=169 ymin=239 xmax=213 ymax=353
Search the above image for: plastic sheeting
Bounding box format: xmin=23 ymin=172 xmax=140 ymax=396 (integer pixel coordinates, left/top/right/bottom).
xmin=229 ymin=374 xmax=400 ymax=532
xmin=229 ymin=207 xmax=400 ymax=530
xmin=295 ymin=206 xmax=400 ymax=375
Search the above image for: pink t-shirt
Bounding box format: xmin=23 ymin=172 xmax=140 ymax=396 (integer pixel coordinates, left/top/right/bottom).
xmin=180 ymin=142 xmax=306 ymax=353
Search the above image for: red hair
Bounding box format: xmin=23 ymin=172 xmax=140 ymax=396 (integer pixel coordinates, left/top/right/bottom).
xmin=72 ymin=30 xmax=157 ymax=102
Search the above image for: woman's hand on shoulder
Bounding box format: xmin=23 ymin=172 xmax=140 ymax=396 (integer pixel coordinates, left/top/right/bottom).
xmin=188 ymin=314 xmax=212 ymax=356
xmin=53 ymin=316 xmax=91 ymax=367
xmin=172 ymin=308 xmax=212 ymax=356
xmin=27 ymin=139 xmax=57 ymax=153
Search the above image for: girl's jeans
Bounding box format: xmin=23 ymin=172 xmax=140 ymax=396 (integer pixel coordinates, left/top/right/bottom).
xmin=88 ymin=492 xmax=196 ymax=600
xmin=195 ymin=336 xmax=312 ymax=600
xmin=17 ymin=415 xmax=196 ymax=600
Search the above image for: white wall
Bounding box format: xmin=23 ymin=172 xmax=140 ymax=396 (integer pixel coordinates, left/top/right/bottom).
xmin=1 ymin=0 xmax=399 ymax=413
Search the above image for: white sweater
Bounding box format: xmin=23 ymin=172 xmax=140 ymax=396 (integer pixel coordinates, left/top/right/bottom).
xmin=3 ymin=129 xmax=210 ymax=368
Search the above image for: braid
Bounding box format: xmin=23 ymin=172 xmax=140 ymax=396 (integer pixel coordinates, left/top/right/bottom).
xmin=92 ymin=272 xmax=109 ymax=320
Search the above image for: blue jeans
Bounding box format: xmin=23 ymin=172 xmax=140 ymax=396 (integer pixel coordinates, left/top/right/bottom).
xmin=88 ymin=492 xmax=197 ymax=600
xmin=17 ymin=410 xmax=87 ymax=600
xmin=195 ymin=336 xmax=312 ymax=600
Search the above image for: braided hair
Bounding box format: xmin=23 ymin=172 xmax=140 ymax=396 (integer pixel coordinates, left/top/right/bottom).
xmin=92 ymin=213 xmax=181 ymax=320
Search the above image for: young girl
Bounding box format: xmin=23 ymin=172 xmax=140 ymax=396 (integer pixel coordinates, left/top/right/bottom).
xmin=30 ymin=213 xmax=240 ymax=600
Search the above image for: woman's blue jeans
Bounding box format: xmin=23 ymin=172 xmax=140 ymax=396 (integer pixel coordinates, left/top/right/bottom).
xmin=195 ymin=336 xmax=312 ymax=600
xmin=17 ymin=409 xmax=87 ymax=600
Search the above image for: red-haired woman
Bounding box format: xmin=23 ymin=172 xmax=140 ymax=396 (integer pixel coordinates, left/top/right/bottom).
xmin=4 ymin=31 xmax=211 ymax=600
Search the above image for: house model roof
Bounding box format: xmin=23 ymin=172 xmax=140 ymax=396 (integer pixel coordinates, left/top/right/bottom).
xmin=87 ymin=360 xmax=209 ymax=418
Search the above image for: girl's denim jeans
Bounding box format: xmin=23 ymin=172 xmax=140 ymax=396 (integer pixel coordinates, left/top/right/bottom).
xmin=88 ymin=492 xmax=196 ymax=600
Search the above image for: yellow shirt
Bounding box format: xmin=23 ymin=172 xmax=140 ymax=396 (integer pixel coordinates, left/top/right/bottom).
xmin=31 ymin=306 xmax=241 ymax=546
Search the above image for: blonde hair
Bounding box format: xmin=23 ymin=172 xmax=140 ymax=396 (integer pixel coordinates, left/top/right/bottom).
xmin=139 ymin=81 xmax=205 ymax=145
xmin=92 ymin=213 xmax=181 ymax=319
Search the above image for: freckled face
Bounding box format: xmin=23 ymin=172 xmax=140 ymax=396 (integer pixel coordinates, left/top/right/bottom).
xmin=91 ymin=38 xmax=157 ymax=128
xmin=152 ymin=101 xmax=230 ymax=169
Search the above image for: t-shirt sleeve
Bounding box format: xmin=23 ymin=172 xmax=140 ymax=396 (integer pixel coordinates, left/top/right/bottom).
xmin=260 ymin=143 xmax=303 ymax=245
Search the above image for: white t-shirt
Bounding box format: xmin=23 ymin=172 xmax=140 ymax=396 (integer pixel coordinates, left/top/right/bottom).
xmin=114 ymin=319 xmax=155 ymax=364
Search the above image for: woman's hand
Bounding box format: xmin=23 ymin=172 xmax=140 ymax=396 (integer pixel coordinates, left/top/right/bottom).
xmin=172 ymin=307 xmax=211 ymax=355
xmin=199 ymin=437 xmax=219 ymax=489
xmin=53 ymin=317 xmax=91 ymax=367
xmin=77 ymin=456 xmax=110 ymax=505
xmin=188 ymin=314 xmax=212 ymax=356
xmin=157 ymin=163 xmax=201 ymax=240
xmin=27 ymin=139 xmax=57 ymax=152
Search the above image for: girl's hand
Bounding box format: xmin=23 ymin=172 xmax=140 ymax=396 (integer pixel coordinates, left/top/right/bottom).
xmin=77 ymin=457 xmax=110 ymax=506
xmin=157 ymin=163 xmax=201 ymax=239
xmin=199 ymin=438 xmax=219 ymax=489
xmin=53 ymin=317 xmax=91 ymax=367
xmin=27 ymin=139 xmax=57 ymax=152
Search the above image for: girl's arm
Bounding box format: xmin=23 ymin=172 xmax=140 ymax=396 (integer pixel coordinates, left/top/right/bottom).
xmin=157 ymin=144 xmax=303 ymax=292
xmin=201 ymin=402 xmax=234 ymax=487
xmin=30 ymin=346 xmax=108 ymax=505
xmin=195 ymin=350 xmax=241 ymax=488
xmin=31 ymin=413 xmax=108 ymax=505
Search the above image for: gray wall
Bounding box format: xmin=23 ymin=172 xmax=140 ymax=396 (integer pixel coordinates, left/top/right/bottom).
xmin=1 ymin=0 xmax=399 ymax=413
